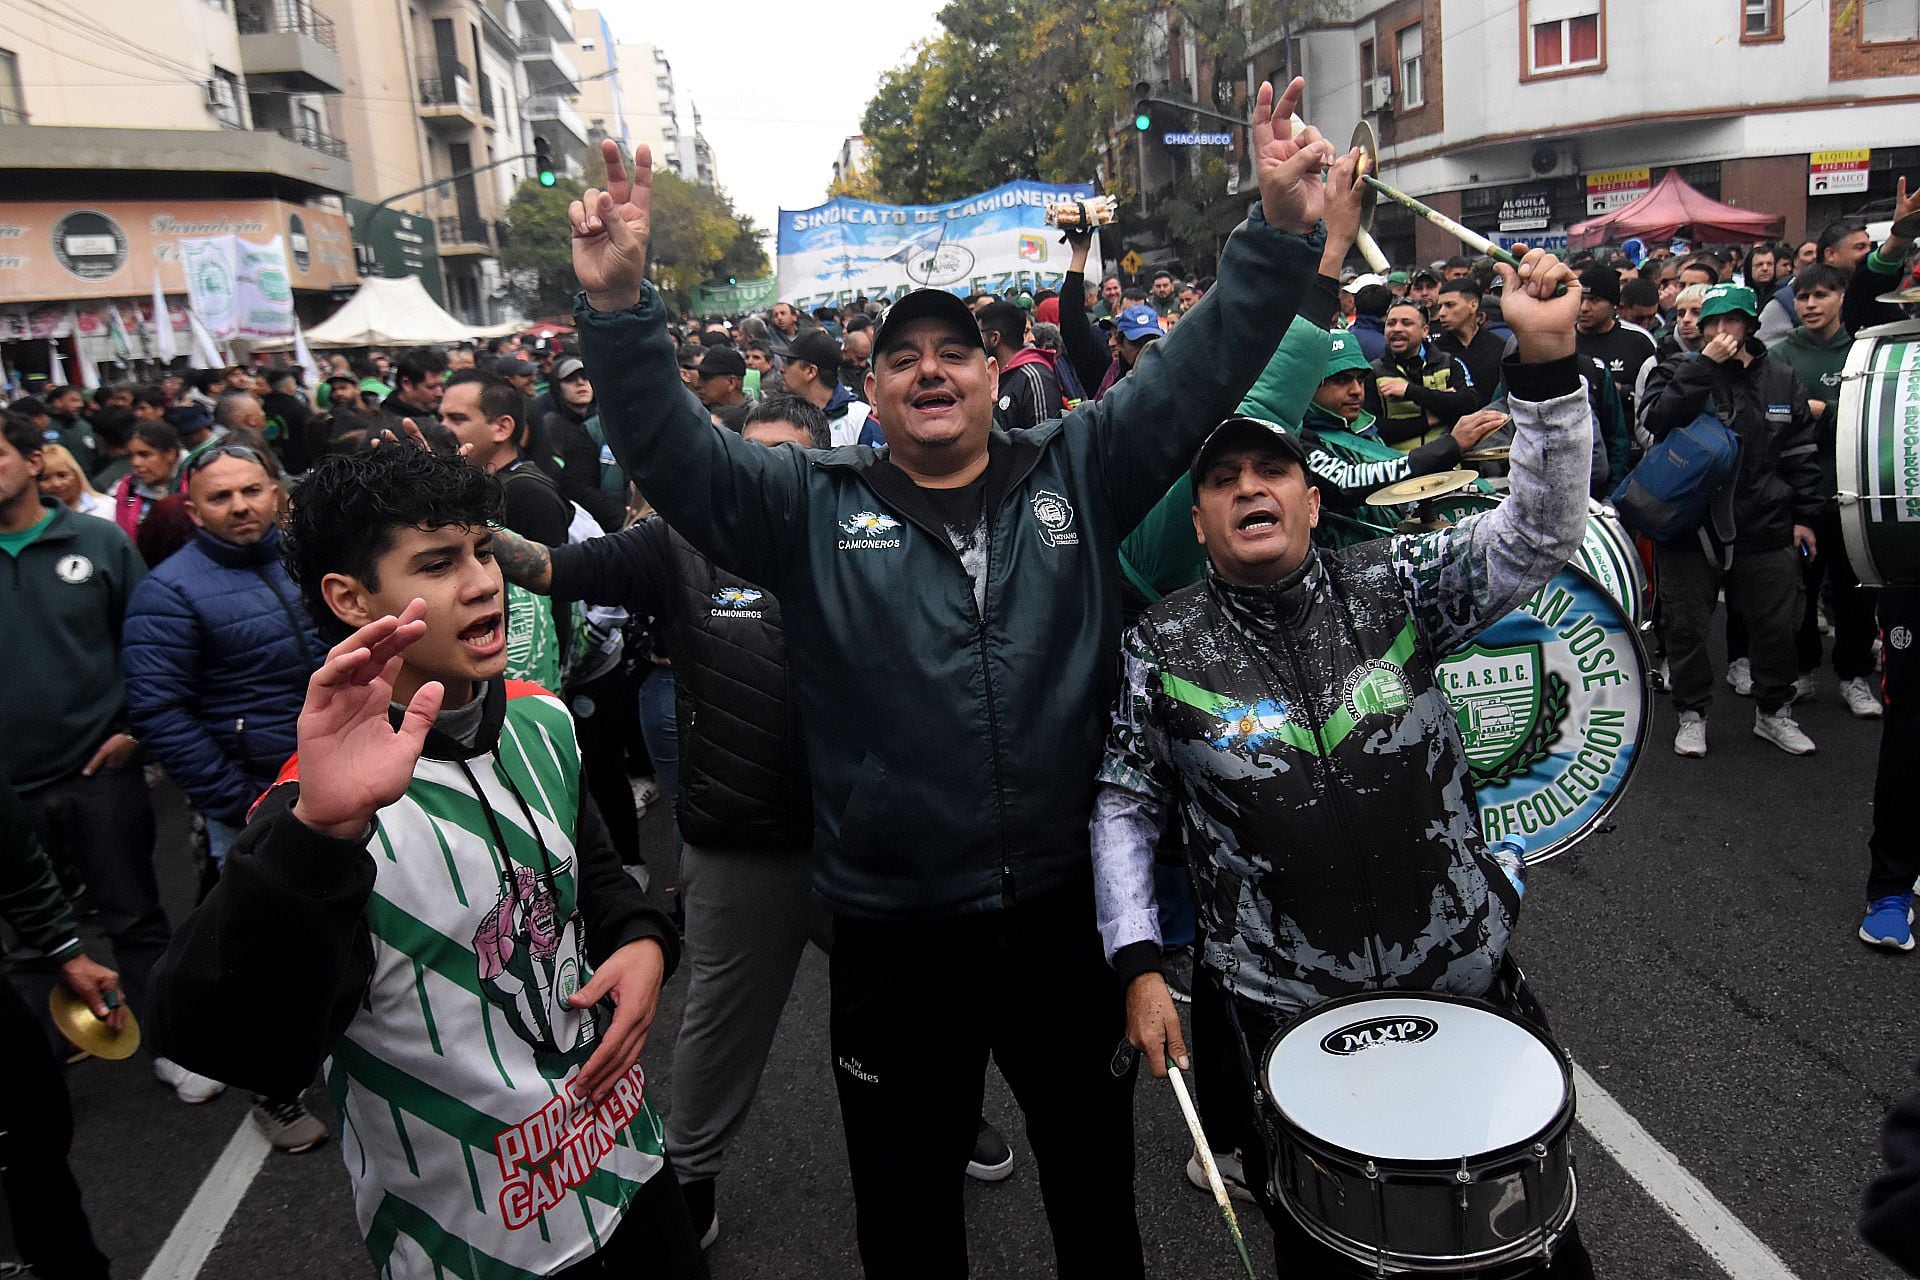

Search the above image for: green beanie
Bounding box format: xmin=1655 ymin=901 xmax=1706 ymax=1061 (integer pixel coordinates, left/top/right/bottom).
xmin=1323 ymin=329 xmax=1373 ymax=380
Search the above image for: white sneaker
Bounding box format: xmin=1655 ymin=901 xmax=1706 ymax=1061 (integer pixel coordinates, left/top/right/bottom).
xmin=1185 ymin=1146 xmax=1257 ymax=1203
xmin=1792 ymin=674 xmax=1817 ymax=702
xmin=1841 ymin=677 xmax=1884 ymax=719
xmin=632 ymin=776 xmax=663 ymax=809
xmin=1673 ymin=712 xmax=1707 ymax=757
xmin=1754 ymin=709 xmax=1816 ymax=756
xmin=154 ymin=1056 xmax=227 ymax=1104
xmin=1725 ymin=658 xmax=1753 ymax=696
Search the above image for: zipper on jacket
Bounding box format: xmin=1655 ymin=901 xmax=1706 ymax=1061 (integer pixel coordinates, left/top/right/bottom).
xmin=1265 ymin=595 xmax=1386 ymax=982
xmin=974 ymin=515 xmax=1015 ymax=906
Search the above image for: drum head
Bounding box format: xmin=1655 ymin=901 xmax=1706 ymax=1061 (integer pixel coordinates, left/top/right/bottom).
xmin=1437 ymin=563 xmax=1649 ymax=864
xmin=1265 ymin=995 xmax=1569 ymax=1163
xmin=1838 ymin=328 xmax=1920 ymax=586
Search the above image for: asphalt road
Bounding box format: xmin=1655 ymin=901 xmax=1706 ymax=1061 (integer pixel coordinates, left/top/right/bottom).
xmin=7 ymin=665 xmax=1916 ymax=1280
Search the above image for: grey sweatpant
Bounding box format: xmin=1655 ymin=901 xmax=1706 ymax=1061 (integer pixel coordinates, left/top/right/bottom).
xmin=665 ymin=842 xmax=829 ymax=1181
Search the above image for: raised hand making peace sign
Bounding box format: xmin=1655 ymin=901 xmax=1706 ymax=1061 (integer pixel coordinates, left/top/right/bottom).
xmin=572 ymin=140 xmax=654 ymax=313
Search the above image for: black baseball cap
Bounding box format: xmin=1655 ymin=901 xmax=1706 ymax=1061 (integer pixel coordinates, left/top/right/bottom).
xmin=698 ymin=348 xmax=747 ymax=380
xmin=1189 ymin=415 xmax=1309 ymax=485
xmin=872 ymin=289 xmax=982 ymax=356
xmin=784 ymin=329 xmax=842 ymax=373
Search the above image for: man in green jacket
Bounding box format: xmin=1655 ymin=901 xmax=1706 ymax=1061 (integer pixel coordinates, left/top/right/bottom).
xmin=567 ymin=78 xmax=1353 ymax=1278
xmin=1767 ymin=263 xmax=1880 ymax=717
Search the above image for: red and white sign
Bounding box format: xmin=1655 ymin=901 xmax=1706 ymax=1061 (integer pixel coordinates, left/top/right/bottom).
xmin=1585 ymin=167 xmax=1651 ymax=215
xmin=1808 ymin=149 xmax=1869 ymax=195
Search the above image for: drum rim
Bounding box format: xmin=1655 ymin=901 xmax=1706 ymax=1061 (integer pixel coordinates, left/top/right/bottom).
xmin=1273 ymin=1164 xmax=1581 ymax=1274
xmin=1458 ymin=560 xmax=1652 ymax=866
xmin=1581 ymin=504 xmax=1647 ymax=628
xmin=1260 ymin=991 xmax=1576 ymax=1174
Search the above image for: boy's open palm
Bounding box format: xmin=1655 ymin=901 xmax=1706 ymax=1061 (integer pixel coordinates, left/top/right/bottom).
xmin=291 ymin=599 xmax=444 ymax=840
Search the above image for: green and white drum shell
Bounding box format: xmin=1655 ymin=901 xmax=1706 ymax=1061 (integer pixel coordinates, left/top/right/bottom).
xmin=1427 ymin=494 xmax=1647 ymax=629
xmin=1838 ymin=321 xmax=1920 ymax=587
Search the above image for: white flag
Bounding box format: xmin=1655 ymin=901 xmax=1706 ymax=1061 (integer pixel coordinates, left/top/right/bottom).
xmin=69 ymin=308 xmax=100 ymax=390
xmin=48 ymin=338 xmax=67 ymax=387
xmin=292 ymin=320 xmax=323 ymax=387
xmin=150 ymin=270 xmax=178 ymax=363
xmin=186 ymin=307 xmax=224 ymax=369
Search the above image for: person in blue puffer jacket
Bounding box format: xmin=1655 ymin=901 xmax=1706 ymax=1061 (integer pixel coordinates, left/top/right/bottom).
xmin=123 ymin=440 xmax=322 ymax=866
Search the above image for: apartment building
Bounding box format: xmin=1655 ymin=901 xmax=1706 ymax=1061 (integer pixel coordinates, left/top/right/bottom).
xmin=1290 ymin=0 xmax=1920 ymax=265
xmin=0 ymin=0 xmax=360 ymax=375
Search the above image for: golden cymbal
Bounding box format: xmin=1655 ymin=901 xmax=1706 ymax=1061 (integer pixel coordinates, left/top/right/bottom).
xmin=1874 ymin=284 xmax=1920 ymax=305
xmin=1462 ymin=446 xmax=1512 ymax=463
xmin=1891 ymin=209 xmax=1920 ymax=239
xmin=1367 ymin=469 xmax=1479 ymax=507
xmin=49 ymin=986 xmax=141 ymax=1061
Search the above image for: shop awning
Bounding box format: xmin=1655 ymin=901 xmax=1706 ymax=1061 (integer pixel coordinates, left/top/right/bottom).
xmin=1569 ymin=170 xmax=1784 ymax=249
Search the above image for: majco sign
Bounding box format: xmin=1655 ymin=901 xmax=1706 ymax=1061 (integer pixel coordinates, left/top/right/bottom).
xmin=1436 ymin=564 xmax=1648 ymax=863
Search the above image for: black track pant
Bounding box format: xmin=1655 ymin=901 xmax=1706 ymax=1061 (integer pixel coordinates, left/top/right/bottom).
xmin=1868 ymin=585 xmax=1920 ymax=901
xmin=0 ymin=982 xmax=110 ymax=1280
xmin=828 ymin=881 xmax=1142 ymax=1279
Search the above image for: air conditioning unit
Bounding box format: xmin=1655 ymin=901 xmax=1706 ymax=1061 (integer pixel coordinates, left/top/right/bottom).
xmin=1364 ymin=76 xmax=1394 ymax=114
xmin=1528 ymin=145 xmax=1578 ymax=179
xmin=204 ymin=78 xmax=236 ymax=110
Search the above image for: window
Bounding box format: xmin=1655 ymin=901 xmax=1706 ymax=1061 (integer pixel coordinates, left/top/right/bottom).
xmin=1528 ymin=1 xmax=1603 ymax=74
xmin=1863 ymin=0 xmax=1920 ymax=42
xmin=0 ymin=48 xmax=23 ymax=124
xmin=211 ymin=66 xmax=244 ymax=127
xmin=1359 ymin=38 xmax=1375 ymax=81
xmin=580 ymin=38 xmax=596 ymax=51
xmin=1742 ymin=0 xmax=1779 ymax=38
xmin=1397 ymin=22 xmax=1424 ymax=108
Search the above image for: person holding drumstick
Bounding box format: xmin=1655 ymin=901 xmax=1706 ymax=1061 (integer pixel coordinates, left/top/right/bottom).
xmin=1092 ymin=246 xmax=1597 ymax=1277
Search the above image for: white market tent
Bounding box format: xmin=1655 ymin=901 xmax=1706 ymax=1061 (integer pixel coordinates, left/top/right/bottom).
xmin=291 ymin=276 xmax=516 ymax=348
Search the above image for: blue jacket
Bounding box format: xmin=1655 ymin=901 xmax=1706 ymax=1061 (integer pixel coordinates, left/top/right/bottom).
xmin=1348 ymin=313 xmax=1388 ymax=362
xmin=123 ymin=527 xmax=322 ymax=824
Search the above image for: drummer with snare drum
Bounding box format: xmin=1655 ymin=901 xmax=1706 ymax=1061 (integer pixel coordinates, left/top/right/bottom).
xmin=1092 ymin=246 xmax=1597 ymax=1277
xmin=1295 ymin=329 xmax=1506 ymax=548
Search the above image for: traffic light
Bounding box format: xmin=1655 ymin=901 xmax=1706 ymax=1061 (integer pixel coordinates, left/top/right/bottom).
xmin=534 ymin=137 xmax=555 ymax=187
xmin=728 ymin=276 xmax=737 ymax=285
xmin=1133 ymin=81 xmax=1153 ymax=132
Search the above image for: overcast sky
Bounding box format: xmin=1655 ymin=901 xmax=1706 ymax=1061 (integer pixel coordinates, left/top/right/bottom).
xmin=599 ymin=2 xmax=945 ymax=263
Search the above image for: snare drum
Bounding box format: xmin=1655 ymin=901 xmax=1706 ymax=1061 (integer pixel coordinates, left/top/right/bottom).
xmin=1260 ymin=993 xmax=1578 ymax=1275
xmin=1837 ymin=321 xmax=1920 ymax=585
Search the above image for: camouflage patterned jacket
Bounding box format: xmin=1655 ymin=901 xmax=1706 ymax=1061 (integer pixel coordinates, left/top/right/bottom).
xmin=1091 ymin=356 xmax=1592 ymax=1016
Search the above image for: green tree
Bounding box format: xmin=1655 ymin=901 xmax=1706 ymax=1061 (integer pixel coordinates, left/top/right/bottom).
xmin=718 ymin=215 xmax=771 ymax=282
xmin=647 ymin=169 xmax=742 ymax=306
xmin=499 ymin=176 xmax=586 ymax=318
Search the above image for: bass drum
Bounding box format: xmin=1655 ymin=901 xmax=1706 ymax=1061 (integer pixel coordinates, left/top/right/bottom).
xmin=1436 ymin=563 xmax=1649 ymax=865
xmin=1837 ymin=320 xmax=1920 ymax=585
xmin=1428 ymin=493 xmax=1647 ymax=628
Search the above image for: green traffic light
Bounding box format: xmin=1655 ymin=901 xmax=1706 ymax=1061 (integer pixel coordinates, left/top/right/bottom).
xmin=539 ymin=171 xmax=556 ymax=187
xmin=1134 ymin=112 xmax=1151 ymax=131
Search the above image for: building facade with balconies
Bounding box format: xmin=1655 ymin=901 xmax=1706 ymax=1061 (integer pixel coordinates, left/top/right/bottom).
xmin=0 ymin=0 xmax=360 ymax=377
xmin=1289 ymin=0 xmax=1920 ymax=266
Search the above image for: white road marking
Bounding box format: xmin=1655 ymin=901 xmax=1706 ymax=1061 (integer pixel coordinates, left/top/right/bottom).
xmin=139 ymin=1115 xmax=271 ymax=1280
xmin=1574 ymin=1064 xmax=1803 ymax=1280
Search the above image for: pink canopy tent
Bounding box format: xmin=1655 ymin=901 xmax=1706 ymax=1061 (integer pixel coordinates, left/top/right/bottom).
xmin=1568 ymin=170 xmax=1785 ymax=249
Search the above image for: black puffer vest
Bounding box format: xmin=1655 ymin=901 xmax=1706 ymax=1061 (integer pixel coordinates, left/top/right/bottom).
xmin=664 ymin=529 xmax=812 ymax=851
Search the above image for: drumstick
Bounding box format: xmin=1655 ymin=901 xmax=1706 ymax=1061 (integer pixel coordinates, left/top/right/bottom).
xmin=1166 ymin=1058 xmax=1258 ymax=1280
xmin=1355 ymin=227 xmax=1392 ymax=273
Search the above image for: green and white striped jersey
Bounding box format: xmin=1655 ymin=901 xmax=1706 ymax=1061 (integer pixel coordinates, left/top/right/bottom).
xmin=319 ymin=683 xmax=663 ymax=1280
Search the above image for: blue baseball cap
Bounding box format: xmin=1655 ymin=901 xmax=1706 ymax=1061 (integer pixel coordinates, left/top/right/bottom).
xmin=1115 ymin=304 xmax=1162 ymax=341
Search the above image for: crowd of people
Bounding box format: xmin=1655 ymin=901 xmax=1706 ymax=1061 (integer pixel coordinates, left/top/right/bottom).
xmin=4 ymin=81 xmax=1920 ymax=1280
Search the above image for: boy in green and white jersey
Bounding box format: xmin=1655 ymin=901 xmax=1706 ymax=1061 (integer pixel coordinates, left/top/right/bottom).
xmin=150 ymin=445 xmax=705 ymax=1279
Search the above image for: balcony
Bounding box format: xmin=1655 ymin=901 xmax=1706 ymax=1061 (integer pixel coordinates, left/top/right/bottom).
xmin=513 ymin=0 xmax=571 ymax=41
xmin=436 ymin=215 xmax=495 ymax=256
xmin=271 ymin=120 xmax=349 ymax=160
xmin=235 ymin=0 xmax=345 ymax=93
xmin=524 ymin=94 xmax=589 ymax=148
xmin=518 ymin=33 xmax=580 ymax=93
xmin=417 ymin=57 xmax=481 ymax=132
xmin=0 ymin=121 xmax=351 ymax=196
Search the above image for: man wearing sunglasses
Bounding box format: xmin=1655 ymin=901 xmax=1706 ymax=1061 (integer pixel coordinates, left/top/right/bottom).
xmin=122 ymin=441 xmax=331 ymax=1153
